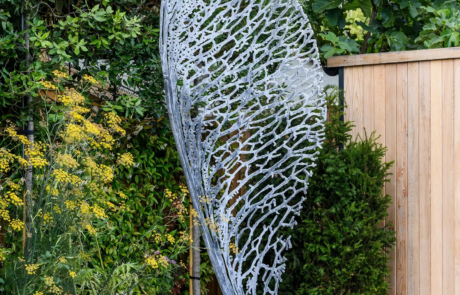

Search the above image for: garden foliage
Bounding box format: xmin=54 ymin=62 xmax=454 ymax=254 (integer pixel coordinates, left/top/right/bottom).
xmin=271 ymin=87 xmax=396 ymax=294
xmin=303 ymin=0 xmax=460 ymax=62
xmin=0 ymin=0 xmax=211 ymax=293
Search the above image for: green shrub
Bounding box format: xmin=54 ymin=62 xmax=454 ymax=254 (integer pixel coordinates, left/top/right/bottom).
xmin=295 ymin=90 xmax=396 ymax=295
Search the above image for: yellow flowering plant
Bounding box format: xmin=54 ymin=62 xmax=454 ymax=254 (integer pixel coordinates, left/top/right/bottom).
xmin=0 ymin=71 xmax=192 ymax=295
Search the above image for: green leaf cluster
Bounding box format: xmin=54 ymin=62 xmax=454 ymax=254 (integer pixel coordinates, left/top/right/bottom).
xmin=304 ymin=0 xmax=460 ymax=63
xmin=250 ymin=87 xmax=396 ymax=294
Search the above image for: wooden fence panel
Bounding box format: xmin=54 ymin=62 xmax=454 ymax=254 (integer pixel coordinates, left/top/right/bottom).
xmin=343 ymin=58 xmax=460 ymax=295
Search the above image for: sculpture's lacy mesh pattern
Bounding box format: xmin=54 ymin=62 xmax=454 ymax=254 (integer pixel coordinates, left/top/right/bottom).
xmin=160 ymin=0 xmax=326 ymax=294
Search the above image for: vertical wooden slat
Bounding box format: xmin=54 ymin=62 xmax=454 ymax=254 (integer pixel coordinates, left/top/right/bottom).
xmin=344 ymin=67 xmax=353 ymax=126
xmin=430 ymin=60 xmax=443 ymax=294
xmin=352 ymin=66 xmax=364 ymax=139
xmin=374 ymin=65 xmax=386 ymax=145
xmin=407 ymin=62 xmax=420 ymax=295
xmin=374 ymin=65 xmax=386 ymax=228
xmin=442 ymin=60 xmax=455 ymax=295
xmin=419 ymin=60 xmax=431 ymax=295
xmin=385 ymin=63 xmax=398 ymax=294
xmin=363 ymin=65 xmax=374 ymax=135
xmin=396 ymin=63 xmax=408 ymax=295
xmin=455 ymin=59 xmax=460 ymax=295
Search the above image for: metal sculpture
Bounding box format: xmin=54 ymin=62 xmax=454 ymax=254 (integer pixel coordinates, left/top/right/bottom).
xmin=160 ymin=0 xmax=326 ymax=294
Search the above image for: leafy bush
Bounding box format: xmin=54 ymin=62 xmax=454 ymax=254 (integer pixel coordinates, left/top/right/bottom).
xmin=0 ymin=1 xmax=215 ymax=293
xmin=293 ymin=89 xmax=396 ymax=294
xmin=0 ymin=70 xmax=191 ymax=294
xmin=303 ymin=0 xmax=460 ymax=62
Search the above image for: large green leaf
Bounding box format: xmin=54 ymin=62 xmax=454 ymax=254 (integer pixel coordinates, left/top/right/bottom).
xmin=312 ymin=0 xmax=342 ymax=13
xmin=386 ymin=31 xmax=408 ymax=51
xmin=356 ymin=21 xmax=380 ymax=34
xmin=325 ymin=8 xmax=341 ymax=26
xmin=400 ymin=0 xmax=422 ymax=18
xmin=380 ymin=8 xmax=395 ymax=28
xmin=343 ymin=0 xmax=361 ymax=10
xmin=440 ymin=29 xmax=460 ymax=47
xmin=358 ymin=0 xmax=373 ymax=17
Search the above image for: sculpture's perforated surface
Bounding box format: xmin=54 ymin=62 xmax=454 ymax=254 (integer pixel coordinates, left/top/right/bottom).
xmin=160 ymin=1 xmax=325 ymax=294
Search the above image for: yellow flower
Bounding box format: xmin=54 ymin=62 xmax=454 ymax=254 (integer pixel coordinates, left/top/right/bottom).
xmin=106 ymin=201 xmax=116 ymax=211
xmin=68 ymin=89 xmax=85 ymax=105
xmin=7 ymin=191 xmax=23 ymax=206
xmin=16 ymin=156 xmax=29 ymax=169
xmin=69 ymin=270 xmax=77 ymax=278
xmin=0 ymin=148 xmax=16 ymax=173
xmin=59 ymin=257 xmax=67 ymax=263
xmin=85 ymin=224 xmax=97 ymax=235
xmin=104 ymin=112 xmax=126 ymax=136
xmin=82 ymin=74 xmax=98 ymax=84
xmin=166 ymin=234 xmax=175 ymax=244
xmin=25 ymin=141 xmax=48 ymax=169
xmin=10 ymin=219 xmax=24 ymax=231
xmin=63 ymin=124 xmax=86 ymax=143
xmin=44 ymin=275 xmax=54 ymax=286
xmin=25 ymin=264 xmax=39 ymax=275
xmin=34 ymin=292 xmax=44 ymax=295
xmin=92 ymin=204 xmax=108 ymax=219
xmin=199 ymin=195 xmax=213 ymax=205
xmin=165 ymin=189 xmax=174 ymax=201
xmin=37 ymin=211 xmax=53 ymax=224
xmin=205 ymin=217 xmax=218 ymax=233
xmin=229 ymin=242 xmax=240 ymax=254
xmin=0 ymin=209 xmax=10 ymax=222
xmin=118 ymin=191 xmax=128 ymax=199
xmin=118 ymin=152 xmax=134 ymax=167
xmin=71 ymin=105 xmax=90 ymax=115
xmin=180 ymin=184 xmax=189 ymax=195
xmin=146 ymin=256 xmax=158 ymax=269
xmin=55 ymin=153 xmax=79 ymax=169
xmin=53 ymin=204 xmax=62 ymax=214
xmin=40 ymin=81 xmax=56 ymax=90
xmin=65 ymin=200 xmax=77 ymax=210
xmin=53 ymin=70 xmax=69 ymax=79
xmin=157 ymin=256 xmax=169 ymax=268
xmin=153 ymin=233 xmax=162 ymax=243
xmin=80 ymin=202 xmax=91 ymax=215
xmin=52 ymin=169 xmax=81 ymax=185
xmin=4 ymin=126 xmax=30 ymax=145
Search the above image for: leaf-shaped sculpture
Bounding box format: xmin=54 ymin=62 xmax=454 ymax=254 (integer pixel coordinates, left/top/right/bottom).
xmin=160 ymin=0 xmax=326 ymax=294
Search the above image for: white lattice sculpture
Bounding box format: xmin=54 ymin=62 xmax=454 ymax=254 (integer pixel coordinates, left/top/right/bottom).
xmin=160 ymin=0 xmax=326 ymax=294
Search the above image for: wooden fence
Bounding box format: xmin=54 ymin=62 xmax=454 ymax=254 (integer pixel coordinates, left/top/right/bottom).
xmin=329 ymin=48 xmax=460 ymax=295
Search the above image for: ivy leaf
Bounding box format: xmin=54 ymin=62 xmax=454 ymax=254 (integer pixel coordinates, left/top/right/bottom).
xmin=312 ymin=0 xmax=342 ymax=13
xmin=325 ymin=8 xmax=341 ymax=27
